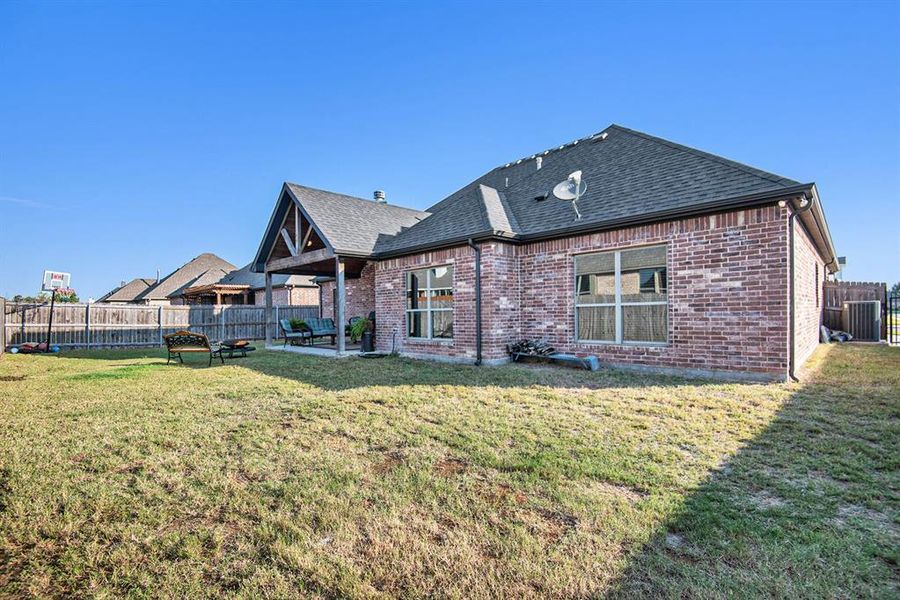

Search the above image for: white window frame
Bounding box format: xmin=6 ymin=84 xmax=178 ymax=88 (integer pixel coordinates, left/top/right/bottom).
xmin=406 ymin=265 xmax=453 ymax=340
xmin=574 ymin=245 xmax=668 ymax=346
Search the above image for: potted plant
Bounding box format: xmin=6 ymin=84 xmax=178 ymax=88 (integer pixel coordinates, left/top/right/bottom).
xmin=350 ymin=316 xmax=375 ymax=352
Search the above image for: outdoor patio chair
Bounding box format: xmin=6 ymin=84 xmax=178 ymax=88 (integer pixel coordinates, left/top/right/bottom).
xmin=163 ymin=330 xmax=224 ymax=366
xmin=304 ymin=318 xmax=337 ymax=345
xmin=280 ymin=319 xmax=310 ymax=347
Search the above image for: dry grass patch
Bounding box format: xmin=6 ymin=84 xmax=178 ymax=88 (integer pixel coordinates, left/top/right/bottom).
xmin=0 ymin=344 xmax=897 ymax=598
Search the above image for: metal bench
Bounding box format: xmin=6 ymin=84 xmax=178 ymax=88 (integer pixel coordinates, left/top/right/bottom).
xmin=163 ymin=330 xmax=224 ymax=366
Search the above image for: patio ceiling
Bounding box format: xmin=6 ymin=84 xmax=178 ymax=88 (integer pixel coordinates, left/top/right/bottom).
xmin=266 ymin=252 xmax=368 ymax=278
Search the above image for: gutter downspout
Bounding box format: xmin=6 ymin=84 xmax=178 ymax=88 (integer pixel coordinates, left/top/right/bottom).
xmin=788 ymin=194 xmax=814 ymax=382
xmin=467 ymin=238 xmax=483 ymax=366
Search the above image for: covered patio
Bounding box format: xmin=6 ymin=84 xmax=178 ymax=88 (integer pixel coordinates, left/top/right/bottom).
xmin=254 ymin=183 xmax=427 ymax=356
xmin=263 ymin=252 xmax=369 ymax=356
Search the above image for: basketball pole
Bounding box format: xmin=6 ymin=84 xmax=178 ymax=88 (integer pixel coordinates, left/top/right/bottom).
xmin=45 ymin=288 xmax=56 ymax=352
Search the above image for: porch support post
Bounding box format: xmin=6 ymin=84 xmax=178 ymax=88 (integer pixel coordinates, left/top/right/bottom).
xmin=335 ymin=256 xmax=346 ymax=355
xmin=264 ymin=270 xmax=273 ymax=347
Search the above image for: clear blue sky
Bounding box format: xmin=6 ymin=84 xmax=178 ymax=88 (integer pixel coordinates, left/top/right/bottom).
xmin=1 ymin=1 xmax=898 ymax=299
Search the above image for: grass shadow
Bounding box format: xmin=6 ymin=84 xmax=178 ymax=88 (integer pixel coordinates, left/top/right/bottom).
xmin=607 ymin=344 xmax=900 ymax=598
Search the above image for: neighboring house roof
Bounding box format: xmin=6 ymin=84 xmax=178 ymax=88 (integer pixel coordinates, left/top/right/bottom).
xmin=97 ymin=277 xmax=157 ymax=303
xmin=373 ymin=124 xmax=810 ymax=254
xmin=167 ymin=267 xmax=231 ymax=298
xmin=219 ymin=263 xmax=316 ymax=289
xmin=137 ymin=253 xmax=237 ymax=301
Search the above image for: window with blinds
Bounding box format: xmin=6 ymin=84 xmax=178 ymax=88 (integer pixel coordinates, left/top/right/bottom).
xmin=575 ymin=245 xmax=668 ymax=344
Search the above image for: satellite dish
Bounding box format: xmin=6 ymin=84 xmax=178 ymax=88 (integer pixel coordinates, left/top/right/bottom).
xmin=552 ymin=170 xmax=586 ymax=220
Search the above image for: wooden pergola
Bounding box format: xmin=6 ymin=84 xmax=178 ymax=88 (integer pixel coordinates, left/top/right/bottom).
xmin=180 ymin=283 xmax=253 ymax=305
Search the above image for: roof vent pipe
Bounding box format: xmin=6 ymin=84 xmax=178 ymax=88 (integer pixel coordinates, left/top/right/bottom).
xmin=373 ymin=190 xmax=386 ymax=204
xmin=536 ymin=156 xmax=542 ymax=170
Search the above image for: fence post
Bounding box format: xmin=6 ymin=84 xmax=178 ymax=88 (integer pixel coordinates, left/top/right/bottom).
xmin=220 ymin=305 xmax=226 ymax=342
xmin=85 ymin=303 xmax=91 ymax=348
xmin=158 ymin=306 xmax=163 ymax=347
xmin=21 ymin=305 xmax=26 ymax=343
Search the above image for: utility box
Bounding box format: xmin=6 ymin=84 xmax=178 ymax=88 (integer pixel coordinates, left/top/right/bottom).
xmin=841 ymin=301 xmax=882 ymax=342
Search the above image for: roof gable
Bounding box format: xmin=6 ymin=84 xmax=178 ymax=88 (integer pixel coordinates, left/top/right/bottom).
xmin=288 ymin=184 xmax=428 ymax=255
xmin=253 ymin=184 xmax=428 ymax=270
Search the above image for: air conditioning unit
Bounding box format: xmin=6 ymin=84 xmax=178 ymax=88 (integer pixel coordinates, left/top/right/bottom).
xmin=841 ymin=301 xmax=881 ymax=342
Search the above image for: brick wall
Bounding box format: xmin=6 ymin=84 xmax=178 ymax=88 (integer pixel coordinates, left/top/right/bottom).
xmin=373 ymin=205 xmax=802 ymax=379
xmin=793 ymin=215 xmax=825 ymax=369
xmin=289 ymin=286 xmax=319 ymax=306
xmin=369 ymin=204 xmax=833 ymax=379
xmin=375 ymin=247 xmax=477 ymax=359
xmin=481 ymin=242 xmax=521 ymax=360
xmin=320 ymin=262 xmax=376 ymax=325
xmin=517 ymin=206 xmax=791 ymax=379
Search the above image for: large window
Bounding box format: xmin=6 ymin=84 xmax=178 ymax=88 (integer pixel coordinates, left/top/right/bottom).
xmin=575 ymin=245 xmax=668 ymax=344
xmin=406 ymin=266 xmax=453 ymax=339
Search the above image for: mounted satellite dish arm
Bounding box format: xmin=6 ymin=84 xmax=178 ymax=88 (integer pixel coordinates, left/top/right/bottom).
xmin=552 ymin=170 xmax=586 ymax=220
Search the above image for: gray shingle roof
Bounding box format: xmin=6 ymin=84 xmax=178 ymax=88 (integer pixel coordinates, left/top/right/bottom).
xmin=97 ymin=277 xmax=156 ymax=303
xmin=373 ymin=124 xmax=805 ymax=254
xmin=503 ymin=125 xmax=800 ymax=237
xmin=138 ymin=253 xmax=237 ymax=301
xmin=170 ymin=267 xmax=231 ymax=297
xmin=286 ymin=184 xmax=428 ymax=256
xmin=219 ymin=263 xmax=316 ymax=289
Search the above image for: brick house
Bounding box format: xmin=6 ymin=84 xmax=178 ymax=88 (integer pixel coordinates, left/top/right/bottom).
xmin=252 ymin=125 xmax=837 ymax=381
xmin=179 ymin=263 xmax=319 ymax=306
xmin=98 ymin=253 xmax=238 ymax=306
xmin=99 ymin=254 xmax=319 ymax=307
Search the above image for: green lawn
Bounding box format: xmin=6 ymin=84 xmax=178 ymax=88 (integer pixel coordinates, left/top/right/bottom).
xmin=0 ymin=345 xmax=897 ymax=598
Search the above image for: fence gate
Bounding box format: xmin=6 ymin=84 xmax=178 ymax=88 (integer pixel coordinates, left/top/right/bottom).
xmin=890 ymin=294 xmax=900 ymax=345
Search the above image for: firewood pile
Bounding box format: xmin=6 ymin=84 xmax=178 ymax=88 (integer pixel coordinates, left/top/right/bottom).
xmin=507 ymin=339 xmax=555 ymax=357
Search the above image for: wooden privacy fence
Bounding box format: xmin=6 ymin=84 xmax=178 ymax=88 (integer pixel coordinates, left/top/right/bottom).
xmin=2 ymin=303 xmax=319 ymax=349
xmin=823 ymin=281 xmax=887 ymax=337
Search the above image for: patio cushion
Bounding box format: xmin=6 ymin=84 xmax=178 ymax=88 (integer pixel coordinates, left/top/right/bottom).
xmin=305 ymin=318 xmax=337 ymax=336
